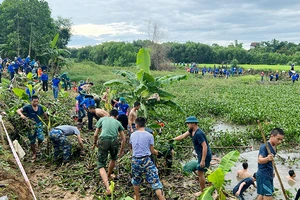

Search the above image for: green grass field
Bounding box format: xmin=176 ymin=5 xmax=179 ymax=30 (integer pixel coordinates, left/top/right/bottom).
xmin=65 ymin=61 xmax=300 ymax=146
xmin=186 ymin=63 xmax=292 ymax=71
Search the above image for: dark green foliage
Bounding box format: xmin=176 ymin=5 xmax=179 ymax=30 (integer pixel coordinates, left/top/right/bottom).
xmin=69 ymin=39 xmax=300 ymax=67
xmin=0 ymin=0 xmax=71 ymax=59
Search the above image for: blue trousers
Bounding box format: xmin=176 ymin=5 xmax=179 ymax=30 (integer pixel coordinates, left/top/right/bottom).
xmin=78 ymin=107 xmax=86 ymax=120
xmin=52 ymin=86 xmax=59 ymax=99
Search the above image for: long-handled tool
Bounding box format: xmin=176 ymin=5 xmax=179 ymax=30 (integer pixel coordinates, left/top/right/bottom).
xmin=257 ymin=120 xmax=288 ymax=200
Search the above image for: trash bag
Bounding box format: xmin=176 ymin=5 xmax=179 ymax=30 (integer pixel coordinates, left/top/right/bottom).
xmin=183 ymin=160 xmax=198 ymax=173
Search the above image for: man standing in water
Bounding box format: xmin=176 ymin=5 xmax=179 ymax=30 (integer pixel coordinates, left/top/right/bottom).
xmin=17 ymin=95 xmax=48 ymax=161
xmin=256 ymin=128 xmax=284 ymax=200
xmin=173 ymin=116 xmax=212 ymax=196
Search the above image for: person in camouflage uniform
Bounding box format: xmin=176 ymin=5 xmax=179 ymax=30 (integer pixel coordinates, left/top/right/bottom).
xmin=49 ymin=125 xmax=85 ymax=163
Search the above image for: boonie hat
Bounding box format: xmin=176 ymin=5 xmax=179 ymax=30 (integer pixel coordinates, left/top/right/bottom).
xmin=119 ymin=97 xmax=125 ymax=102
xmin=79 ymin=80 xmax=85 ymax=85
xmin=185 ymin=116 xmax=199 ymax=123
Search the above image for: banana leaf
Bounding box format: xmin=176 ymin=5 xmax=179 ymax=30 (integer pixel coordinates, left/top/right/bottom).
xmin=207 ymin=168 xmax=224 ymax=188
xmin=136 ymin=48 xmax=150 ymax=74
xmin=51 ymin=33 xmax=59 ymax=49
xmin=198 ymin=186 xmax=215 ymax=200
xmin=104 ymin=79 xmax=130 ymax=86
xmin=218 ymin=150 xmax=240 ymax=174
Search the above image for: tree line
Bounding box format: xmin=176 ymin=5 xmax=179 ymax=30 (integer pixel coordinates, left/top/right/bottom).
xmin=0 ymin=0 xmax=72 ymax=62
xmin=69 ymin=39 xmax=300 ymax=68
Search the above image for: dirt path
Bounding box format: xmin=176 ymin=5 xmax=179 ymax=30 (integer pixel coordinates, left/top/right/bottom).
xmin=0 ymin=158 xmax=33 ymax=200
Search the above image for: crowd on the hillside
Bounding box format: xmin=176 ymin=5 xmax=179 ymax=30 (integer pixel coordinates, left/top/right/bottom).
xmin=1 ymin=56 xmax=299 ymax=199
xmin=0 ymin=55 xmax=76 ymax=100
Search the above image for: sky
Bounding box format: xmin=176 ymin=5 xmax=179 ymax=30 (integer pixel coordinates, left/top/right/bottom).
xmin=3 ymin=0 xmax=300 ymax=48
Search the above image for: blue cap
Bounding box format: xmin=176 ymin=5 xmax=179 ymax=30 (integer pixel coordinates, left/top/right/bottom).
xmin=185 ymin=116 xmax=199 ymax=123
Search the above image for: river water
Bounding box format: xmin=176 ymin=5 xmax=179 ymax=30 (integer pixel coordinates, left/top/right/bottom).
xmin=211 ymin=121 xmax=300 ymax=199
xmin=225 ymin=150 xmax=300 ymax=200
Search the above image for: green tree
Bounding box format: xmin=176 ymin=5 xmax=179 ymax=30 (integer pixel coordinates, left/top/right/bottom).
xmin=41 ymin=34 xmax=71 ymax=75
xmin=230 ymin=59 xmax=239 ymax=68
xmin=103 ymin=48 xmax=187 ymax=116
xmin=0 ymin=0 xmax=71 ymax=59
xmin=54 ymin=17 xmax=72 ymax=49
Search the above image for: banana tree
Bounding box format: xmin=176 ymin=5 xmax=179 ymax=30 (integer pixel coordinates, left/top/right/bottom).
xmin=199 ymin=151 xmax=240 ymax=200
xmin=104 ymin=48 xmax=187 ymax=117
xmin=40 ymin=33 xmax=72 ymax=75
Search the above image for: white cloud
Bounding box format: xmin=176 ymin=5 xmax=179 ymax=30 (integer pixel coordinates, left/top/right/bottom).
xmin=71 ymin=22 xmax=145 ymax=38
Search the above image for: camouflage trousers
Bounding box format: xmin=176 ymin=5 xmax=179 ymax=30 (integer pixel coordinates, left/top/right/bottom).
xmin=49 ymin=129 xmax=71 ymax=162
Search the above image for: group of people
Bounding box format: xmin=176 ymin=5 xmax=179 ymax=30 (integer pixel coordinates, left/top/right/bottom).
xmin=261 ymin=64 xmax=300 ymax=83
xmin=8 ymin=60 xmax=298 ymax=199
xmin=232 ymin=162 xmax=300 ymax=200
xmin=188 ymin=64 xmax=244 ymax=79
xmin=0 ymin=55 xmax=47 ymax=81
xmin=15 ymin=91 xmax=165 ymax=199
xmin=175 ymin=118 xmax=298 ymax=200
xmin=0 ymin=55 xmax=77 ymax=102
xmin=14 ymin=87 xmax=299 ymax=199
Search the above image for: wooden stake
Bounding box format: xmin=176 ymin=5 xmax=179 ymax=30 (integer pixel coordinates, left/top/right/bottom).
xmin=0 ymin=122 xmax=4 ymax=147
xmin=257 ymin=120 xmax=288 ymax=200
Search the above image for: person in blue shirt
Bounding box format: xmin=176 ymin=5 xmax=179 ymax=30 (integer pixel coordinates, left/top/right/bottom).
xmin=17 ymin=95 xmax=48 ymax=161
xmin=8 ymin=62 xmax=15 ymax=80
xmin=30 ymin=59 xmax=36 ymax=67
xmin=292 ymin=73 xmax=297 ymax=84
xmin=115 ymin=97 xmax=129 ymax=114
xmin=19 ymin=59 xmax=24 ymax=72
xmin=25 ymin=55 xmax=30 ymax=65
xmin=117 ymin=109 xmax=128 ymax=130
xmin=41 ymin=65 xmax=47 ymax=71
xmin=77 ymin=79 xmax=88 ymax=93
xmin=256 ymin=128 xmax=284 ymax=200
xmin=226 ymin=70 xmax=230 ymax=79
xmin=52 ymin=74 xmax=60 ymax=100
xmin=173 ymin=116 xmax=212 ymax=197
xmin=201 ymin=67 xmax=205 ymax=76
xmin=13 ymin=60 xmax=19 ymax=74
xmin=275 ymin=72 xmax=279 ymax=81
xmin=25 ymin=82 xmax=36 ymax=101
xmin=239 ymin=68 xmax=243 ymax=76
xmin=269 ymin=74 xmax=274 ymax=81
xmin=233 ymin=173 xmax=256 ymax=200
xmin=82 ymin=94 xmax=96 ymax=131
xmin=0 ymin=64 xmax=3 ymax=83
xmin=76 ymin=90 xmax=86 ymax=123
xmin=25 ymin=65 xmax=32 ymax=75
xmin=40 ymin=70 xmax=48 ymax=92
xmin=215 ymin=68 xmax=219 ymax=75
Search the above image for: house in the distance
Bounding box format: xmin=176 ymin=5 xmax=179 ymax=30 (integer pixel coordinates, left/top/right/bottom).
xmin=250 ymin=42 xmax=259 ymax=49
